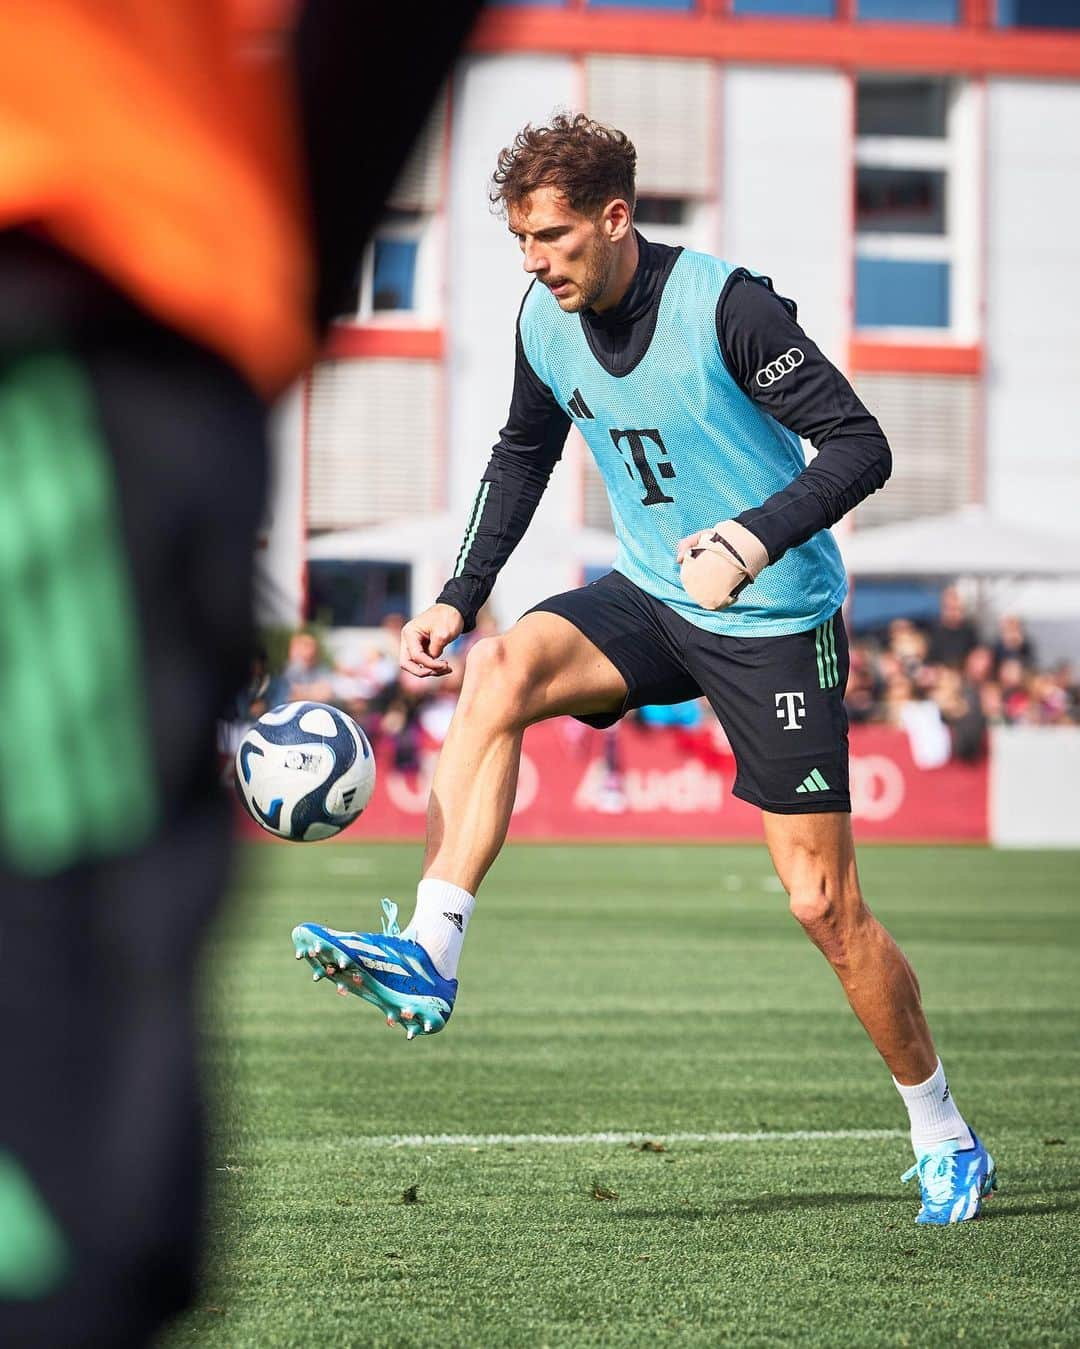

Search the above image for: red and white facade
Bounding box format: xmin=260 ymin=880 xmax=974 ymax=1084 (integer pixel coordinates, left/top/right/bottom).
xmin=264 ymin=7 xmax=1080 ymax=631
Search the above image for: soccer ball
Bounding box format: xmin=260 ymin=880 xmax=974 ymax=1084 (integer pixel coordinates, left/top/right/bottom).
xmin=235 ymin=701 xmax=375 ymax=842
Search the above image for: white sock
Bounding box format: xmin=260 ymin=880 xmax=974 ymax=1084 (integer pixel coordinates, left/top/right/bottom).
xmin=402 ymin=879 xmax=476 ymax=980
xmin=893 ymin=1059 xmax=974 ymax=1156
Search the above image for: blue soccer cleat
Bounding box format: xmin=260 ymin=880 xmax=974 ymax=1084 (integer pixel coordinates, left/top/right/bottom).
xmin=292 ymin=899 xmax=456 ymax=1040
xmin=902 ymin=1133 xmax=997 ymax=1225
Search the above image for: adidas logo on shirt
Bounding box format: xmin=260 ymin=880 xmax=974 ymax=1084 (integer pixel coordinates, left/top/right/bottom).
xmin=566 ymin=388 xmax=594 ymax=420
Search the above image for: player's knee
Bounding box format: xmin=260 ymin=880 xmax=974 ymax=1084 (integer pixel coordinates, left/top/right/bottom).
xmin=788 ymin=881 xmax=838 ymax=935
xmin=459 ymin=636 xmax=534 ymax=727
xmin=786 ymin=869 xmax=865 ymax=960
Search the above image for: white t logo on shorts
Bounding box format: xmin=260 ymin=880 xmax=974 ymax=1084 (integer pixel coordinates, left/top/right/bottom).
xmin=775 ymin=691 xmax=806 ymax=731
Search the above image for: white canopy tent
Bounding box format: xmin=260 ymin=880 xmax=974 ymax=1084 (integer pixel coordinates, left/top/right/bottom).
xmin=307 ymin=514 xmax=619 ymax=568
xmin=838 ymin=506 xmax=1080 ymax=660
xmin=307 ymin=514 xmax=620 ymax=633
xmin=838 ymin=506 xmax=1080 ymax=579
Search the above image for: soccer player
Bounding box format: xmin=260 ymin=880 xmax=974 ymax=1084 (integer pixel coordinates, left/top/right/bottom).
xmin=294 ymin=115 xmax=995 ymax=1226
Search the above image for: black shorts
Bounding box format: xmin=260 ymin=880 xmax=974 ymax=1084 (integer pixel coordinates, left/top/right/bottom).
xmin=530 ymin=570 xmax=851 ymax=815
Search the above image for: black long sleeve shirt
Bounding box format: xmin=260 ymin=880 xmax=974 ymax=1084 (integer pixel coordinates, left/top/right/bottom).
xmin=439 ymin=234 xmax=890 ymax=629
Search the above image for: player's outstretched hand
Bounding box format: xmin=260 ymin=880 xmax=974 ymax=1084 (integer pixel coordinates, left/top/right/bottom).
xmin=400 ymin=603 xmax=465 ymax=677
xmin=677 ymin=520 xmax=769 ymax=612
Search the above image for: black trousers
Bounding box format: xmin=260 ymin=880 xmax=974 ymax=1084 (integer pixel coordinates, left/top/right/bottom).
xmin=0 ymin=238 xmax=267 ymax=1347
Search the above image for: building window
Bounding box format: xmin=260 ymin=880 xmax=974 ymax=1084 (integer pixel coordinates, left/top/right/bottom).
xmin=854 ymin=76 xmax=978 ymax=339
xmin=307 ymin=560 xmax=412 ymax=628
xmin=857 ymin=167 xmax=947 ymax=235
xmin=850 ymin=372 xmax=978 ymax=527
xmin=347 ymin=211 xmax=439 ymax=323
xmin=856 ymin=79 xmax=948 ymax=139
xmin=997 ymin=0 xmax=1080 ymax=26
xmin=306 ymin=359 xmax=441 ymax=529
xmin=634 ymin=196 xmax=714 ymax=249
xmin=587 ymin=57 xmax=713 ymax=198
xmin=337 ymin=94 xmax=446 ymax=326
xmin=732 ymin=0 xmax=835 ymax=13
xmin=372 ymin=236 xmax=419 ymax=313
xmin=634 ymin=196 xmax=687 ymax=227
xmin=856 ymin=258 xmax=950 ymax=328
xmin=858 ymin=0 xmax=958 ymax=19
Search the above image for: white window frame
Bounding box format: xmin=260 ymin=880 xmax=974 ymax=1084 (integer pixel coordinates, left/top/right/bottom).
xmin=354 ymin=212 xmax=443 ymax=327
xmin=854 ymin=77 xmax=981 ymax=344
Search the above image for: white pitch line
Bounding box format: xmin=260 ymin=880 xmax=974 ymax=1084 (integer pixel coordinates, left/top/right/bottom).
xmin=347 ymin=1128 xmax=906 ymax=1149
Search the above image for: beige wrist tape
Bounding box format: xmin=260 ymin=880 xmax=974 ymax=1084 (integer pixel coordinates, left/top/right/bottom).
xmin=680 ymin=520 xmax=770 ymax=611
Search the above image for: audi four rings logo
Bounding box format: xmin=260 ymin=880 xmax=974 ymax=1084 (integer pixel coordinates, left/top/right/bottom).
xmin=755 ymin=347 xmax=804 ymax=388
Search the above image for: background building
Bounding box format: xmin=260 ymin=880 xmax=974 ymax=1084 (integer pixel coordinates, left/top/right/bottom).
xmin=262 ymin=0 xmax=1080 ymax=656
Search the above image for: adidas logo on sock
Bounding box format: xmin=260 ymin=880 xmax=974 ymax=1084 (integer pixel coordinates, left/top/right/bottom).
xmin=795 ymin=768 xmax=830 ymax=794
xmin=442 ymin=912 xmax=464 ymax=932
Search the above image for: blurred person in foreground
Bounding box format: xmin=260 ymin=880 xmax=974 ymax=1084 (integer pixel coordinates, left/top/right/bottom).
xmin=294 ymin=115 xmax=995 ymax=1228
xmin=0 ymin=2 xmax=481 ymax=1344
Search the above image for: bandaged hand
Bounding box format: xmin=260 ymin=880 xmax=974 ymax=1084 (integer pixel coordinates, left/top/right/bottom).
xmin=676 ymin=520 xmax=769 ymax=611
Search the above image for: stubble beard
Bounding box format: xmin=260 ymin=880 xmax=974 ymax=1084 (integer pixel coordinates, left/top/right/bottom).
xmin=556 ymin=237 xmax=615 ymax=313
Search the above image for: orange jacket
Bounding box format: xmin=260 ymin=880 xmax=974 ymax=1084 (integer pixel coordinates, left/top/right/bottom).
xmin=0 ymin=1 xmax=314 ymax=396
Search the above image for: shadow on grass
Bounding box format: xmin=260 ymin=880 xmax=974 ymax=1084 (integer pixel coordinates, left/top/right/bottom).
xmin=982 ymin=1196 xmax=1080 ymax=1220
xmin=609 ymin=1190 xmax=899 ymax=1220
xmin=609 ymin=1187 xmax=1080 ymax=1223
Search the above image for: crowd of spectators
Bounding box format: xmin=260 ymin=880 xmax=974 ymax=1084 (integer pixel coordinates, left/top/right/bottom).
xmin=845 ymin=586 xmax=1079 ymax=763
xmin=227 ymin=611 xmax=498 ymax=772
xmin=227 ymin=586 xmax=1078 ymax=772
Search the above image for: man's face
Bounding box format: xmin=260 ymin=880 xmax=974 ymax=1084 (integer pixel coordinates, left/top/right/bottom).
xmin=290 ymin=633 xmax=318 ymax=669
xmin=507 ymin=185 xmax=618 ymax=313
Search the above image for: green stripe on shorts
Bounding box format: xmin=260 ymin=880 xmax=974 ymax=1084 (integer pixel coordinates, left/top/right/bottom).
xmin=815 ymin=617 xmax=839 ymax=690
xmin=825 ymin=615 xmax=838 ymax=687
xmin=0 ymin=353 xmax=158 ymax=874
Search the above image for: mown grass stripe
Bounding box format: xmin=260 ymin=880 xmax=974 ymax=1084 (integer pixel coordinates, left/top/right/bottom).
xmin=343 ymin=1128 xmax=907 ymax=1149
xmin=453 ymin=480 xmax=491 ymax=578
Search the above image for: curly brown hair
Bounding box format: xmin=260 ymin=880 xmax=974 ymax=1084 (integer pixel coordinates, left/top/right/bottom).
xmin=490 ymin=113 xmax=637 ymax=218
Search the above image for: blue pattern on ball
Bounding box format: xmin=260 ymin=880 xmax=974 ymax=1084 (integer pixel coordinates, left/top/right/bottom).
xmin=236 ymin=701 xmax=369 ymax=841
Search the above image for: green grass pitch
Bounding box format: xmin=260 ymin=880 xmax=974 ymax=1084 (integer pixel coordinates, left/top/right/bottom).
xmin=165 ymin=843 xmax=1079 ymax=1348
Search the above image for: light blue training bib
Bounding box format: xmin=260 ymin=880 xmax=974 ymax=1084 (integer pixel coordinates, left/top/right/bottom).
xmin=520 ymin=249 xmax=847 ymax=636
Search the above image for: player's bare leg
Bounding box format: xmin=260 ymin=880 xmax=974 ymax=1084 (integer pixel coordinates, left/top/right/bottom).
xmin=763 ymin=810 xmax=994 ymax=1222
xmin=292 ymin=612 xmax=626 ymax=1035
xmin=762 ymin=809 xmax=936 ymax=1084
xmin=423 ymin=611 xmax=627 ymax=894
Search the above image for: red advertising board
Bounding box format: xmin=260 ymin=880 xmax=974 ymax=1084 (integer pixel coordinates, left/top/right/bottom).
xmin=236 ymin=719 xmax=988 ymax=844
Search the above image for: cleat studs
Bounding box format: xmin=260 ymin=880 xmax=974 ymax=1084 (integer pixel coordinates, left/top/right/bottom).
xmin=386 ymin=1014 xmax=397 ymax=1027
xmin=400 ymin=1009 xmax=414 ymax=1021
xmin=351 ymin=973 xmax=362 ymax=985
xmin=294 ymin=949 xmax=304 ymax=959
xmin=337 ymin=958 xmax=347 ymax=971
xmin=337 ymin=984 xmax=349 ymax=998
xmin=406 ymin=1028 xmax=416 ymax=1041
xmin=423 ymin=1021 xmax=434 ymax=1034
xmin=312 ymin=970 xmax=323 ymax=982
